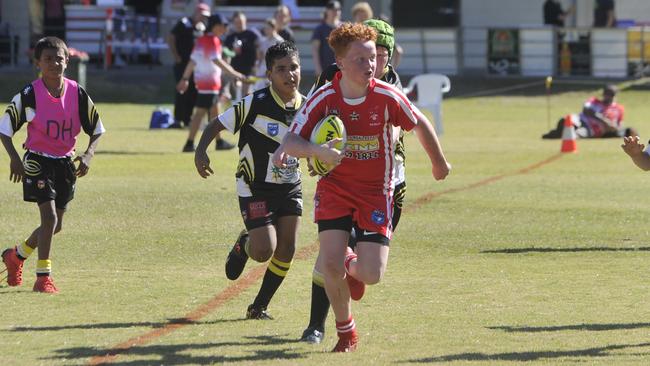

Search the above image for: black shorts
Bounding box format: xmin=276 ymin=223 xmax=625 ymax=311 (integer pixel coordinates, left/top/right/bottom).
xmin=22 ymin=152 xmax=76 ymax=210
xmin=239 ymin=183 xmax=303 ymax=231
xmin=319 ymin=216 xmax=390 ymax=246
xmin=195 ymin=93 xmax=219 ymax=109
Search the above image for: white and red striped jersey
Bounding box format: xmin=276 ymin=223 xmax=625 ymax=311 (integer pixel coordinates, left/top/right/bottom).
xmin=291 ymin=72 xmax=419 ymax=192
xmin=190 ymin=34 xmax=223 ymax=93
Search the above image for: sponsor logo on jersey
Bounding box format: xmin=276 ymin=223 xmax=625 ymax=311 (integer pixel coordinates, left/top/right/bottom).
xmin=267 ymin=122 xmax=279 ymax=137
xmin=328 ymin=108 xmax=340 ymax=116
xmin=350 ymin=111 xmax=359 ymax=121
xmin=371 ymin=209 xmax=385 ymax=225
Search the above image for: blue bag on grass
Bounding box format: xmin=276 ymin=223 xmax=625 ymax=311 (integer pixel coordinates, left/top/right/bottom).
xmin=149 ymin=107 xmax=174 ymax=129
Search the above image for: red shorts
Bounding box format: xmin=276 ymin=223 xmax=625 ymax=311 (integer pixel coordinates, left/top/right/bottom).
xmin=314 ymin=178 xmax=394 ymax=239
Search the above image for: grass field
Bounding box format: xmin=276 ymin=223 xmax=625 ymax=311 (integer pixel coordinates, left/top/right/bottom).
xmin=2 ymin=78 xmax=650 ymax=365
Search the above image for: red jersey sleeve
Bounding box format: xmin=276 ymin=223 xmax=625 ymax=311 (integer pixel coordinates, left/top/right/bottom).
xmin=379 ymin=83 xmax=418 ymax=131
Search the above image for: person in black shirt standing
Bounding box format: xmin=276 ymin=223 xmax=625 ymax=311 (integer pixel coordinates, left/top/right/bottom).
xmin=224 ymin=11 xmax=259 ymax=98
xmin=594 ymin=0 xmax=616 ymax=27
xmin=543 ymin=0 xmax=574 ymax=27
xmin=166 ymin=3 xmax=209 ymax=127
xmin=274 ymin=5 xmax=295 ymax=44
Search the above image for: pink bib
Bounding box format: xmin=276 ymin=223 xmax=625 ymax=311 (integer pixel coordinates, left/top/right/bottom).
xmin=25 ymin=78 xmax=81 ymax=157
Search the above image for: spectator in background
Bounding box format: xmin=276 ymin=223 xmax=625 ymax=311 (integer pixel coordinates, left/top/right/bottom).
xmin=224 ymin=11 xmax=259 ymax=98
xmin=379 ymin=14 xmax=403 ymax=68
xmin=177 ymin=13 xmax=243 ymax=152
xmin=542 ymin=84 xmax=637 ymax=139
xmin=43 ymin=0 xmax=66 ymax=41
xmin=167 ymin=3 xmax=209 ymax=128
xmin=594 ymin=0 xmax=616 ymax=27
xmin=253 ymin=18 xmax=284 ymax=90
xmin=275 ymin=5 xmax=295 ymax=44
xmin=129 ymin=0 xmax=162 ymax=65
xmin=311 ymin=0 xmax=341 ymax=76
xmin=351 ymin=2 xmax=373 ymax=23
xmin=543 ymin=0 xmax=574 ymax=27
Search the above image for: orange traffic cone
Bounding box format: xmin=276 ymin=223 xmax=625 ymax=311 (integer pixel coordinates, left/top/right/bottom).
xmin=561 ymin=114 xmax=578 ymax=153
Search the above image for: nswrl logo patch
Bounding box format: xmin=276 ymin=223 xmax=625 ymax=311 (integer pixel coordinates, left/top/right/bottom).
xmin=267 ymin=122 xmax=279 ymax=137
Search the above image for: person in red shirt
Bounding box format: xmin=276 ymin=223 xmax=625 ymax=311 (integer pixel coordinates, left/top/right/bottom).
xmin=542 ymin=84 xmax=637 ymax=139
xmin=177 ymin=13 xmax=245 ymax=152
xmin=273 ymin=22 xmax=450 ymax=352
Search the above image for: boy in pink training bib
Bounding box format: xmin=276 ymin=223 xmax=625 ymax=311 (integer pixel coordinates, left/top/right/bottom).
xmin=0 ymin=37 xmax=105 ymax=293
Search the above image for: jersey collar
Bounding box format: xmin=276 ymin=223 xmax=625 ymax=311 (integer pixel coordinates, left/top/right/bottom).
xmin=270 ymin=84 xmax=303 ymax=111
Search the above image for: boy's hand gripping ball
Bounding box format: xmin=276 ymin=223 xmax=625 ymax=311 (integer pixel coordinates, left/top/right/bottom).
xmin=309 ymin=115 xmax=346 ymax=176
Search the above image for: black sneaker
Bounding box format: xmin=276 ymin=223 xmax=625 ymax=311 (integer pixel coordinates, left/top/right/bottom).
xmin=246 ymin=304 xmax=274 ymax=320
xmin=182 ymin=141 xmax=195 ymax=152
xmin=225 ymin=230 xmax=249 ymax=280
xmin=541 ymin=130 xmax=561 ymax=139
xmin=216 ymin=139 xmax=236 ymax=150
xmin=300 ymin=326 xmax=325 ymax=344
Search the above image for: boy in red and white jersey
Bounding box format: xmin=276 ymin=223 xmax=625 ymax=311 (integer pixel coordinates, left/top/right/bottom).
xmin=0 ymin=37 xmax=105 ymax=293
xmin=177 ymin=13 xmax=245 ymax=152
xmin=274 ymin=23 xmax=450 ymax=352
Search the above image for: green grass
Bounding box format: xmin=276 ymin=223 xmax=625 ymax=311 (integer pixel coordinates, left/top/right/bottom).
xmin=2 ymin=82 xmax=650 ymax=365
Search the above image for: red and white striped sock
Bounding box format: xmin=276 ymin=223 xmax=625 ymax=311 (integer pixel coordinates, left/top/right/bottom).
xmin=336 ymin=316 xmax=357 ymax=340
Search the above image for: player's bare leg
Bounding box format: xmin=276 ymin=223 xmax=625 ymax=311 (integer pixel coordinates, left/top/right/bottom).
xmin=246 ymin=216 xmax=298 ymax=319
xmin=183 ymin=107 xmax=208 ymax=152
xmin=319 ymin=229 xmax=359 ymax=351
xmin=33 ymin=201 xmax=61 ymax=293
xmin=347 ymin=241 xmax=389 ymax=285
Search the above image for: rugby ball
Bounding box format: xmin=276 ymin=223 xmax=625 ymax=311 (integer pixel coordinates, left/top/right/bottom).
xmin=309 ymin=115 xmax=346 ymax=176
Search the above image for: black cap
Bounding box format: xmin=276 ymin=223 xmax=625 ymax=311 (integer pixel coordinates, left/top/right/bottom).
xmin=326 ymin=0 xmax=341 ymax=10
xmin=208 ymin=13 xmax=228 ymax=29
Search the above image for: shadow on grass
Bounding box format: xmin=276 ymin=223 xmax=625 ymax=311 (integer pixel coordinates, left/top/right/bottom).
xmin=46 ymin=335 xmax=305 ymax=365
xmin=7 ymin=318 xmax=243 ymax=332
xmin=94 ymin=150 xmax=173 ymax=156
xmin=481 ymin=246 xmax=650 ymax=254
xmin=488 ymin=322 xmax=650 ymax=332
xmin=405 ymin=342 xmax=650 ymax=363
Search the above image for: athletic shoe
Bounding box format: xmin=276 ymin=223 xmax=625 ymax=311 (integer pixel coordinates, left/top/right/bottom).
xmin=216 ymin=139 xmax=236 ymax=150
xmin=33 ymin=276 xmax=58 ymax=293
xmin=225 ymin=230 xmax=249 ymax=280
xmin=2 ymin=247 xmax=24 ymax=286
xmin=300 ymin=326 xmax=325 ymax=344
xmin=344 ymin=248 xmax=365 ymax=301
xmin=331 ymin=335 xmax=358 ymax=352
xmin=246 ymin=304 xmax=273 ymax=320
xmin=182 ymin=141 xmax=195 ymax=152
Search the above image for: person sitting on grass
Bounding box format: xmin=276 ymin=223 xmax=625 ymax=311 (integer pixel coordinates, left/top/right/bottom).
xmin=542 ymin=84 xmax=637 ymax=139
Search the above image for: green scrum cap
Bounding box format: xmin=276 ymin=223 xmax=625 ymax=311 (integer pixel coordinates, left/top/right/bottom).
xmin=363 ymin=19 xmax=395 ymax=59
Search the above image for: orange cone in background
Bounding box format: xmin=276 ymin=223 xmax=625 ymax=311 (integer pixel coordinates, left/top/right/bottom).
xmin=561 ymin=114 xmax=578 ymax=153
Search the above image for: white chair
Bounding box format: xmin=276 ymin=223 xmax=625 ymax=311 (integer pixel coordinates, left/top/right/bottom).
xmin=403 ymin=73 xmax=451 ymax=135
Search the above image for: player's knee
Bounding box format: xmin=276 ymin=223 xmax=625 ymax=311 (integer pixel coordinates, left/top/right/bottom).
xmin=53 ymin=221 xmax=63 ymax=234
xmin=359 ymin=265 xmax=385 ymax=285
xmin=322 ymin=258 xmax=346 ymax=279
xmin=248 ymin=245 xmax=274 ymax=262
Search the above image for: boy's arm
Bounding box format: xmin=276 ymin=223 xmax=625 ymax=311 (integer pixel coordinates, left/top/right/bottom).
xmin=622 ymin=136 xmax=650 ymax=171
xmin=213 ymin=58 xmax=245 ymax=81
xmin=74 ymin=133 xmax=102 ymax=177
xmin=272 ymin=132 xmax=342 ymax=169
xmin=194 ymin=118 xmax=227 ymax=178
xmin=0 ymin=133 xmax=23 ymax=183
xmin=412 ymin=116 xmax=451 ymax=181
